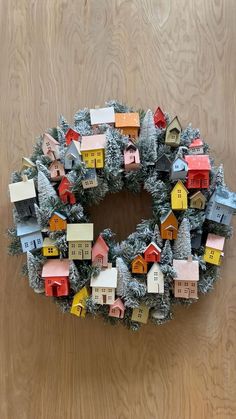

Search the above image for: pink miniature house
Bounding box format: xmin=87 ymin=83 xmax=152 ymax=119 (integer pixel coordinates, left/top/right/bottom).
xmin=143 ymin=242 xmax=161 ymax=263
xmin=92 ymin=235 xmax=109 ymax=267
xmin=42 ymin=133 xmax=60 ymax=161
xmin=124 ymin=140 xmax=140 ymax=171
xmin=109 ymin=298 xmax=125 ymax=319
xmin=49 ymin=160 xmax=65 ymax=181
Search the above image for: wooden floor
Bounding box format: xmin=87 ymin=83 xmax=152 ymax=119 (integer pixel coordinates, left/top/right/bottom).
xmin=1 ymin=1 xmax=236 ymax=418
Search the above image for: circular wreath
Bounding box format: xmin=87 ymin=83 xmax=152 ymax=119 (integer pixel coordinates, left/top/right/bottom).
xmin=8 ymin=100 xmax=235 ymax=331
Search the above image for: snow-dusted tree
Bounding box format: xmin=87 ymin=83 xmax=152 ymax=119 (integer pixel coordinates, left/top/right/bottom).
xmin=34 ymin=203 xmax=49 ymax=229
xmin=69 ymin=261 xmax=81 ymax=292
xmin=138 ymin=109 xmax=157 ymax=166
xmin=105 ymin=128 xmax=122 ymax=175
xmin=36 ymin=160 xmax=50 ymax=179
xmin=57 ymin=126 xmax=66 ymax=146
xmin=161 ymin=240 xmax=173 ymax=265
xmin=123 ymin=280 xmax=147 ymax=308
xmin=59 ymin=114 xmax=69 ymax=133
xmin=27 ymin=252 xmax=44 ymax=293
xmin=49 ymin=231 xmax=68 ymax=258
xmin=152 ymin=224 xmax=163 ymax=248
xmin=37 ymin=170 xmax=58 ymax=207
xmin=116 ymin=257 xmax=132 ymax=297
xmin=68 ymin=203 xmax=84 ymax=223
xmin=214 ymin=164 xmax=226 ymax=188
xmin=73 ymin=107 xmax=91 ymax=125
xmin=173 ymin=218 xmax=191 ymax=259
xmin=180 ymin=124 xmax=200 ymax=147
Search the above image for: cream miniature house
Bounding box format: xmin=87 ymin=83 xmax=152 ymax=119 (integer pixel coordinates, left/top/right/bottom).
xmin=90 ymin=267 xmax=118 ymax=305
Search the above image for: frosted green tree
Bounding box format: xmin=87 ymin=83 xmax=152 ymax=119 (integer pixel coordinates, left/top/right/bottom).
xmin=59 ymin=114 xmax=69 ymax=133
xmin=69 ymin=261 xmax=81 ymax=292
xmin=215 ymin=164 xmax=226 ymax=188
xmin=173 ymin=218 xmax=191 ymax=259
xmin=116 ymin=257 xmax=132 ymax=297
xmin=36 ymin=160 xmax=50 ymax=179
xmin=138 ymin=109 xmax=157 ymax=166
xmin=27 ymin=252 xmax=44 ymax=293
xmin=57 ymin=127 xmax=66 ymax=146
xmin=152 ymin=224 xmax=163 ymax=248
xmin=105 ymin=128 xmax=123 ymax=175
xmin=37 ymin=170 xmax=58 ymax=207
xmin=161 ymin=240 xmax=173 ymax=265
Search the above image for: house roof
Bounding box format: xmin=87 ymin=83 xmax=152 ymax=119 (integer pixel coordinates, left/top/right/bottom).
xmin=51 ymin=211 xmax=67 ymax=220
xmin=214 ymin=187 xmax=236 ymax=209
xmin=160 ymin=210 xmax=177 ymax=224
xmin=147 ymin=262 xmax=163 ymax=277
xmin=65 ymin=140 xmax=81 ymax=156
xmin=167 ymin=116 xmax=182 ymax=131
xmin=90 ymin=267 xmax=118 ymax=288
xmin=144 ymin=242 xmax=161 ymax=254
xmin=43 ymin=133 xmax=59 ymax=146
xmin=173 ymin=258 xmax=199 ymax=282
xmin=156 ymin=153 xmax=171 ymax=164
xmin=43 ymin=237 xmax=57 ymax=247
xmin=42 ymin=259 xmax=70 ymax=277
xmin=154 ymin=107 xmax=165 ymax=121
xmin=205 ymin=233 xmax=225 ymax=251
xmin=72 ymin=287 xmax=89 ymax=306
xmin=16 ymin=217 xmax=41 ymax=237
xmin=172 ymin=157 xmax=188 ymax=169
xmin=80 ymin=134 xmax=106 ymax=151
xmin=171 ymin=180 xmax=189 ymax=194
xmin=190 ymin=191 xmax=206 ymax=202
xmin=66 ymin=223 xmax=94 ymax=241
xmin=49 ymin=160 xmax=64 ymax=169
xmin=125 ymin=140 xmax=137 ymax=151
xmin=110 ymin=298 xmax=125 ymax=311
xmin=93 ymin=235 xmax=109 ymax=251
xmin=189 ymin=138 xmax=203 ymax=148
xmin=132 ymin=254 xmax=146 ymax=265
xmin=115 ymin=112 xmax=140 ymax=128
xmin=9 ymin=178 xmax=36 ymax=202
xmin=184 ymin=155 xmax=211 ymax=170
xmin=65 ymin=128 xmax=80 ymax=137
xmin=90 ymin=107 xmax=115 ymax=125
xmin=22 ymin=157 xmax=36 ymax=168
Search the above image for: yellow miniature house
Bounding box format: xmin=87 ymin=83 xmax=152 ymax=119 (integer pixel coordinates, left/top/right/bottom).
xmin=80 ymin=134 xmax=106 ymax=169
xmin=42 ymin=237 xmax=59 ymax=257
xmin=203 ymin=233 xmax=225 ymax=266
xmin=70 ymin=287 xmax=89 ymax=318
xmin=131 ymin=304 xmax=149 ymax=324
xmin=171 ymin=180 xmax=188 ymax=210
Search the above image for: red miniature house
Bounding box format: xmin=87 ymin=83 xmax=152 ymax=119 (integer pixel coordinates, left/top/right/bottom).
xmin=42 ymin=259 xmax=70 ymax=297
xmin=65 ymin=128 xmax=80 ymax=146
xmin=154 ymin=107 xmax=166 ymax=129
xmin=58 ymin=176 xmax=76 ymax=204
xmin=143 ymin=242 xmax=161 ymax=263
xmin=184 ymin=155 xmax=211 ymax=189
xmin=92 ymin=235 xmax=109 ymax=267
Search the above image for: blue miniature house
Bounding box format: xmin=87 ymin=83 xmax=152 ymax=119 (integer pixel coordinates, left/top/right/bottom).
xmin=64 ymin=140 xmax=81 ymax=170
xmin=206 ymin=187 xmax=236 ymax=225
xmin=170 ymin=157 xmax=188 ymax=181
xmin=17 ymin=218 xmax=43 ymax=252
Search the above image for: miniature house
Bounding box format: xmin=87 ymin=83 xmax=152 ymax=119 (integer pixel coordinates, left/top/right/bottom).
xmin=115 ymin=112 xmax=140 ymax=140
xmin=58 ymin=176 xmax=76 ymax=205
xmin=173 ymin=256 xmax=199 ymax=299
xmin=143 ymin=242 xmax=161 ymax=263
xmin=65 ymin=128 xmax=80 ymax=146
xmin=64 ymin=140 xmax=81 ymax=170
xmin=67 ymin=223 xmax=94 ymax=260
xmin=160 ymin=210 xmax=178 ymax=240
xmin=191 ymin=232 xmax=202 ymax=250
xmin=184 ymin=155 xmax=211 ymax=189
xmin=189 ymin=191 xmax=206 ymax=209
xmin=147 ymin=263 xmax=164 ymax=294
xmin=70 ymin=287 xmax=89 ymax=318
xmin=81 ymin=168 xmax=98 ymax=189
xmin=205 ymin=186 xmax=236 ymax=225
xmin=16 ymin=218 xmax=43 ymax=253
xmin=131 ymin=255 xmax=147 ymax=274
xmin=21 ymin=157 xmax=36 ymax=171
xmin=49 ymin=212 xmax=67 ymax=231
xmin=154 ymin=107 xmax=166 ymax=129
xmin=109 ymin=298 xmax=125 ymax=319
xmin=42 ymin=259 xmax=70 ymax=297
xmin=80 ymin=134 xmax=106 ymax=169
xmin=170 ymin=157 xmax=188 ymax=181
xmin=42 ymin=237 xmax=59 ymax=257
xmin=156 ymin=154 xmax=171 ymax=172
xmin=90 ymin=107 xmax=115 ymax=127
xmin=42 ymin=133 xmax=60 ymax=161
xmin=171 ymin=180 xmax=189 ymax=210
xmin=49 ymin=160 xmax=65 ymax=181
xmin=92 ymin=235 xmax=109 ymax=267
xmin=165 ymin=116 xmax=182 ymax=147
xmin=90 ymin=267 xmax=118 ymax=305
xmin=124 ymin=140 xmax=140 ymax=171
xmin=188 ymin=138 xmax=204 ymax=155
xmin=9 ymin=178 xmax=36 ymax=218
xmin=131 ymin=305 xmax=149 ymax=324
xmin=203 ymin=233 xmax=225 ymax=266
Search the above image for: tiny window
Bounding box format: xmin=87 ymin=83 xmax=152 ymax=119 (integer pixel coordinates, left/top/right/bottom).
xmin=97 ymin=151 xmax=101 ymax=157
xmin=85 ymin=153 xmax=89 ymax=157
xmin=191 ymin=283 xmax=195 ymax=287
xmin=95 ymin=295 xmax=99 ymax=299
xmin=25 ymin=242 xmax=29 ymax=248
xmin=71 ymin=243 xmax=75 ymax=248
xmin=91 ymin=153 xmax=95 ymax=156
xmin=85 ymin=243 xmax=89 ymax=248
xmin=101 ymin=289 xmax=106 ymax=293
xmin=95 ymin=288 xmax=99 ymax=292
xmin=71 ymin=251 xmax=75 ymax=256
xmin=178 ymin=289 xmax=181 ymax=293
xmin=209 ymin=255 xmax=213 ymax=259
xmin=178 ymin=281 xmax=182 ymax=286
xmin=108 ymin=289 xmax=112 ymax=293
xmin=190 ymin=289 xmax=195 ymax=294
xmin=210 ymin=250 xmax=214 ymax=255
xmin=184 ymin=282 xmax=188 ymax=287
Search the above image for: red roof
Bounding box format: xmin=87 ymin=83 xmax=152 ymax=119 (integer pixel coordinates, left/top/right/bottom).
xmin=184 ymin=155 xmax=211 ymax=170
xmin=189 ymin=138 xmax=203 ymax=148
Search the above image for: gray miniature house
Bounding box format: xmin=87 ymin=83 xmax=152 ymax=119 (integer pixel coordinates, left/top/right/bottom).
xmin=156 ymin=154 xmax=171 ymax=172
xmin=64 ymin=140 xmax=81 ymax=170
xmin=170 ymin=157 xmax=188 ymax=181
xmin=9 ymin=178 xmax=36 ymax=218
xmin=82 ymin=168 xmax=98 ymax=189
xmin=206 ymin=187 xmax=236 ymax=225
xmin=17 ymin=218 xmax=43 ymax=252
xmin=165 ymin=116 xmax=182 ymax=147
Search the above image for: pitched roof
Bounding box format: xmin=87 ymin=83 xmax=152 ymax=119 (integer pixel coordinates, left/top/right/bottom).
xmin=94 ymin=235 xmax=109 ymax=251
xmin=168 ymin=116 xmax=181 ymax=130
xmin=66 ymin=223 xmax=94 ymax=241
xmin=190 ymin=191 xmax=206 ymax=202
xmin=115 ymin=112 xmax=140 ymax=128
xmin=9 ymin=178 xmax=36 ymax=202
xmin=80 ymin=134 xmax=106 ymax=151
xmin=173 ymin=258 xmax=199 ymax=282
xmin=49 ymin=160 xmax=64 ymax=169
xmin=171 ymin=180 xmax=189 ymax=194
xmin=43 ymin=237 xmax=57 ymax=247
xmin=160 ymin=210 xmax=177 ymax=224
xmin=72 ymin=287 xmax=89 ymax=306
xmin=156 ymin=153 xmax=171 ymax=164
xmin=16 ymin=217 xmax=41 ymax=237
xmin=189 ymin=138 xmax=203 ymax=148
xmin=125 ymin=140 xmax=137 ymax=151
xmin=205 ymin=233 xmax=225 ymax=251
xmin=184 ymin=155 xmax=211 ymax=170
xmin=132 ymin=254 xmax=146 ymax=264
xmin=110 ymin=298 xmax=125 ymax=311
xmin=51 ymin=211 xmax=67 ymax=220
xmin=43 ymin=133 xmax=59 ymax=146
xmin=65 ymin=140 xmax=81 ymax=155
xmin=214 ymin=187 xmax=236 ymax=209
xmin=90 ymin=107 xmax=115 ymax=125
xmin=65 ymin=128 xmax=80 ymax=137
xmin=42 ymin=259 xmax=70 ymax=277
xmin=90 ymin=267 xmax=118 ymax=288
xmin=144 ymin=242 xmax=161 ymax=254
xmin=22 ymin=157 xmax=36 ymax=168
xmin=172 ymin=157 xmax=188 ymax=168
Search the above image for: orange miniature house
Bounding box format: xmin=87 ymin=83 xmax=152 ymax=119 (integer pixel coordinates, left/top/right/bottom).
xmin=92 ymin=235 xmax=109 ymax=267
xmin=115 ymin=113 xmax=140 ymax=140
xmin=160 ymin=210 xmax=178 ymax=240
xmin=131 ymin=255 xmax=147 ymax=274
xmin=49 ymin=212 xmax=67 ymax=231
xmin=58 ymin=176 xmax=76 ymax=205
xmin=65 ymin=128 xmax=80 ymax=145
xmin=143 ymin=242 xmax=161 ymax=263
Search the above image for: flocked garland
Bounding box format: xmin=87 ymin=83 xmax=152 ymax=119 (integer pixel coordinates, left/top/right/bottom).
xmin=8 ymin=100 xmax=235 ymax=331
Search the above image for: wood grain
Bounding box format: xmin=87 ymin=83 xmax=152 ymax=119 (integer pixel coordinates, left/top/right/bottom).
xmin=1 ymin=0 xmax=236 ymax=418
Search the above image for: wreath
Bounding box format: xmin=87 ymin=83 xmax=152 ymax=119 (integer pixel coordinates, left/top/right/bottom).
xmin=8 ymin=100 xmax=235 ymax=331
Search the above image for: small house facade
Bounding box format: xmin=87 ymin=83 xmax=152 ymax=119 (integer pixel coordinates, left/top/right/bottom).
xmin=165 ymin=116 xmax=182 ymax=147
xmin=170 ymin=157 xmax=188 ymax=181
xmin=189 ymin=191 xmax=206 ymax=209
xmin=82 ymin=168 xmax=98 ymax=189
xmin=203 ymin=233 xmax=225 ymax=266
xmin=115 ymin=112 xmax=140 ymax=140
xmin=188 ymin=138 xmax=204 ymax=154
xmin=154 ymin=107 xmax=166 ymax=129
xmin=147 ymin=263 xmax=164 ymax=294
xmin=80 ymin=134 xmax=106 ymax=169
xmin=131 ymin=255 xmax=147 ymax=274
xmin=109 ymin=298 xmax=125 ymax=319
xmin=156 ymin=154 xmax=171 ymax=172
xmin=92 ymin=234 xmax=109 ymax=267
xmin=173 ymin=256 xmax=199 ymax=299
xmin=42 ymin=133 xmax=60 ymax=161
xmin=17 ymin=218 xmax=43 ymax=253
xmin=160 ymin=210 xmax=178 ymax=240
xmin=124 ymin=140 xmax=140 ymax=171
xmin=42 ymin=259 xmax=70 ymax=297
xmin=9 ymin=178 xmax=36 ymax=218
xmin=171 ymin=180 xmax=189 ymax=210
xmin=90 ymin=107 xmax=115 ymax=127
xmin=64 ymin=140 xmax=81 ymax=170
xmin=70 ymin=287 xmax=89 ymax=317
xmin=143 ymin=242 xmax=161 ymax=263
xmin=67 ymin=223 xmax=94 ymax=260
xmin=184 ymin=155 xmax=211 ymax=189
xmin=90 ymin=267 xmax=118 ymax=305
xmin=65 ymin=128 xmax=80 ymax=145
xmin=49 ymin=212 xmax=67 ymax=231
xmin=42 ymin=237 xmax=59 ymax=257
xmin=49 ymin=160 xmax=65 ymax=181
xmin=131 ymin=305 xmax=149 ymax=324
xmin=58 ymin=176 xmax=76 ymax=205
xmin=205 ymin=187 xmax=236 ymax=225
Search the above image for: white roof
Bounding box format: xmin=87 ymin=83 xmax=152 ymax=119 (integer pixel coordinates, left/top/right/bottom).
xmin=9 ymin=178 xmax=36 ymax=202
xmin=144 ymin=241 xmax=162 ymax=254
xmin=90 ymin=267 xmax=118 ymax=288
xmin=90 ymin=107 xmax=115 ymax=125
xmin=80 ymin=134 xmax=106 ymax=151
xmin=66 ymin=223 xmax=94 ymax=241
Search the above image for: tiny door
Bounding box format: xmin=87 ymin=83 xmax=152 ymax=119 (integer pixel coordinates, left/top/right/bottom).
xmin=96 ymin=255 xmax=103 ymax=265
xmin=167 ymin=230 xmax=173 ymax=240
xmin=76 ymin=306 xmax=82 ymax=316
xmin=102 ymin=295 xmax=107 ymax=304
xmin=57 ymin=170 xmax=60 ymax=177
xmin=52 ymin=285 xmax=59 ymax=297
